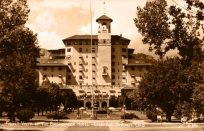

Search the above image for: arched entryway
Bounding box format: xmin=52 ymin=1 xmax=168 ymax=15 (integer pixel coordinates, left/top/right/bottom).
xmin=86 ymin=102 xmax=91 ymax=109
xmin=102 ymin=101 xmax=107 ymax=108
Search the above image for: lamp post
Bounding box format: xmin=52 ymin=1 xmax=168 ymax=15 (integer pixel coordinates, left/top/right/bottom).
xmin=123 ymin=104 xmax=126 ymax=122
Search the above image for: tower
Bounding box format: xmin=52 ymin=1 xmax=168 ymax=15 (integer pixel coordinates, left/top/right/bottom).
xmin=96 ymin=15 xmax=113 ymax=85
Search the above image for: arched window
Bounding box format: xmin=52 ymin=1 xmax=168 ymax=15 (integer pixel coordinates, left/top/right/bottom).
xmin=102 ymin=23 xmax=107 ymax=30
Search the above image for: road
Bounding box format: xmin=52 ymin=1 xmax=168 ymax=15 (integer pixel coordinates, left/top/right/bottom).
xmin=1 ymin=120 xmax=204 ymax=131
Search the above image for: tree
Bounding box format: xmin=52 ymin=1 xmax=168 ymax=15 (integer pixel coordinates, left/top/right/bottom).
xmin=138 ymin=58 xmax=203 ymax=121
xmin=134 ymin=0 xmax=204 ymax=62
xmin=0 ymin=0 xmax=39 ymax=121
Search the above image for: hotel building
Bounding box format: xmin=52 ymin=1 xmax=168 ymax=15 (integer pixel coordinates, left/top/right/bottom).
xmin=37 ymin=14 xmax=151 ymax=110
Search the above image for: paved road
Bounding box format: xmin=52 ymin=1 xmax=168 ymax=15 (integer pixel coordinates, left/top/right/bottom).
xmin=1 ymin=120 xmax=204 ymax=131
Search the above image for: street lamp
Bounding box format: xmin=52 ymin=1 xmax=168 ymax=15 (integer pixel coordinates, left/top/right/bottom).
xmin=123 ymin=104 xmax=126 ymax=122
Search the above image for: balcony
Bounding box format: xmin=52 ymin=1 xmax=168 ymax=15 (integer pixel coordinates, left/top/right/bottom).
xmin=131 ymin=79 xmax=136 ymax=84
xmin=122 ymin=73 xmax=126 ymax=77
xmin=92 ymin=54 xmax=96 ymax=58
xmin=79 ymin=66 xmax=83 ymax=71
xmin=122 ymin=58 xmax=127 ymax=65
xmin=79 ymin=54 xmax=83 ymax=58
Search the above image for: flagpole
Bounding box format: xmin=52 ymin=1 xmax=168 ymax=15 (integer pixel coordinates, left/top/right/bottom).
xmin=90 ymin=0 xmax=95 ymax=119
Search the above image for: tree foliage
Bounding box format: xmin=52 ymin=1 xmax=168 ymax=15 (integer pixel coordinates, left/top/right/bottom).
xmin=0 ymin=0 xmax=39 ymax=121
xmin=138 ymin=58 xmax=204 ymax=121
xmin=134 ymin=0 xmax=204 ymax=62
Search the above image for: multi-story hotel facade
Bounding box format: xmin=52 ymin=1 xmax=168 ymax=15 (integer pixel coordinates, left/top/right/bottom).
xmin=37 ymin=15 xmax=151 ymax=110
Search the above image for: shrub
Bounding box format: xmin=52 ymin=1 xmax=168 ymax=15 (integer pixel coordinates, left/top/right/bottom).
xmin=46 ymin=111 xmax=68 ymax=119
xmin=121 ymin=113 xmax=139 ymax=119
xmin=97 ymin=111 xmax=107 ymax=114
xmin=146 ymin=110 xmax=157 ymax=122
xmin=16 ymin=108 xmax=34 ymax=122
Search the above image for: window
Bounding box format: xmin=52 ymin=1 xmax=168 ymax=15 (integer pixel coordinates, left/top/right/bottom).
xmin=67 ymin=48 xmax=71 ymax=52
xmin=86 ymin=48 xmax=88 ymax=52
xmin=79 ymin=48 xmax=82 ymax=52
xmin=112 ymin=55 xmax=115 ymax=59
xmin=112 ymin=68 xmax=115 ymax=72
xmin=112 ymin=48 xmax=115 ymax=52
xmin=112 ymin=75 xmax=115 ymax=79
xmin=103 ymin=66 xmax=108 ymax=73
xmin=122 ymin=48 xmax=126 ymax=52
xmin=79 ymin=41 xmax=82 ymax=45
xmin=79 ymin=76 xmax=83 ymax=79
xmin=58 ymin=67 xmax=62 ymax=71
xmin=103 ymin=39 xmax=106 ymax=44
xmin=43 ymin=67 xmax=47 ymax=71
xmin=92 ymin=48 xmax=95 ymax=53
xmin=51 ymin=67 xmax=54 ymax=72
xmin=68 ymin=75 xmax=71 ymax=79
xmin=131 ymin=67 xmax=135 ymax=71
xmin=102 ymin=23 xmax=107 ymax=30
xmin=112 ymin=82 xmax=115 ymax=85
xmin=112 ymin=62 xmax=115 ymax=66
xmin=43 ymin=75 xmax=47 ymax=78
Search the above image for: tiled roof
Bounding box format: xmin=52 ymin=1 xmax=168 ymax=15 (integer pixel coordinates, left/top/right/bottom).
xmin=126 ymin=63 xmax=152 ymax=66
xmin=63 ymin=35 xmax=98 ymax=41
xmin=37 ymin=63 xmax=67 ymax=66
xmin=96 ymin=15 xmax=113 ymax=22
xmin=63 ymin=35 xmax=130 ymax=41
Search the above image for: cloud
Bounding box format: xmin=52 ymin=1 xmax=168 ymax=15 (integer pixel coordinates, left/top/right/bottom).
xmin=35 ymin=10 xmax=55 ymax=31
xmin=37 ymin=31 xmax=64 ymax=49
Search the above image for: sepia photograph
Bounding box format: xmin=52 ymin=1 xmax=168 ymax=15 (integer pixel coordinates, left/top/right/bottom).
xmin=0 ymin=0 xmax=204 ymax=130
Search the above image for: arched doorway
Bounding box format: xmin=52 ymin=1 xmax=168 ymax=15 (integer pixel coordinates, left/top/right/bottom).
xmin=102 ymin=101 xmax=107 ymax=108
xmin=86 ymin=102 xmax=91 ymax=109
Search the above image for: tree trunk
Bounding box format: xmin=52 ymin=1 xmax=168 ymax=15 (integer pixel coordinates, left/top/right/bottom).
xmin=166 ymin=113 xmax=172 ymax=122
xmin=41 ymin=109 xmax=44 ymax=116
xmin=37 ymin=109 xmax=40 ymax=116
xmin=8 ymin=112 xmax=15 ymax=122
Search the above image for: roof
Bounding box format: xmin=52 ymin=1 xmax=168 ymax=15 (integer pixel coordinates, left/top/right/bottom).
xmin=63 ymin=35 xmax=130 ymax=42
xmin=63 ymin=35 xmax=98 ymax=41
xmin=126 ymin=63 xmax=152 ymax=66
xmin=37 ymin=63 xmax=68 ymax=67
xmin=122 ymin=86 xmax=137 ymax=90
xmin=96 ymin=15 xmax=113 ymax=22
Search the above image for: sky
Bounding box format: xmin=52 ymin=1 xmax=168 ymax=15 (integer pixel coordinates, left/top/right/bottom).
xmin=26 ymin=0 xmax=190 ymax=56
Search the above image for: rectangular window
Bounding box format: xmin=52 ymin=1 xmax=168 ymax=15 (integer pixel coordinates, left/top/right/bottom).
xmin=112 ymin=62 xmax=115 ymax=66
xmin=112 ymin=48 xmax=115 ymax=52
xmin=79 ymin=48 xmax=82 ymax=52
xmin=112 ymin=55 xmax=115 ymax=59
xmin=68 ymin=75 xmax=71 ymax=79
xmin=92 ymin=48 xmax=95 ymax=53
xmin=67 ymin=42 xmax=71 ymax=45
xmin=122 ymin=48 xmax=126 ymax=52
xmin=58 ymin=67 xmax=62 ymax=71
xmin=112 ymin=68 xmax=115 ymax=72
xmin=79 ymin=75 xmax=83 ymax=79
xmin=112 ymin=75 xmax=115 ymax=79
xmin=43 ymin=67 xmax=47 ymax=71
xmin=79 ymin=41 xmax=82 ymax=45
xmin=112 ymin=82 xmax=115 ymax=85
xmin=131 ymin=67 xmax=135 ymax=71
xmin=67 ymin=48 xmax=71 ymax=52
